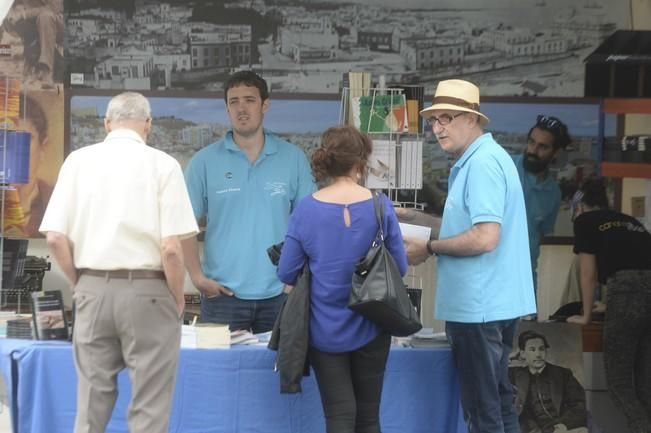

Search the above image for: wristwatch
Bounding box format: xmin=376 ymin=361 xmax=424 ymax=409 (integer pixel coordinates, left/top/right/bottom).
xmin=426 ymin=240 xmax=437 ymax=256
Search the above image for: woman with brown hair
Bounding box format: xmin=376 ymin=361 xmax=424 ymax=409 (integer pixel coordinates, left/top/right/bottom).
xmin=277 ymin=125 xmax=407 ymax=433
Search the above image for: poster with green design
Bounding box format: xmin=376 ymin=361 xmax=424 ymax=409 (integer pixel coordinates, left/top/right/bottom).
xmin=352 ymin=94 xmax=408 ymax=133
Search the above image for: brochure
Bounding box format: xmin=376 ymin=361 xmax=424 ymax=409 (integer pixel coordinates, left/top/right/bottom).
xmin=31 ymin=290 xmax=68 ymax=340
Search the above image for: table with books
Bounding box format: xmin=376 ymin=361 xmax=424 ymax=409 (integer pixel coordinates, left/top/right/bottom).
xmin=0 ymin=338 xmax=466 ymax=433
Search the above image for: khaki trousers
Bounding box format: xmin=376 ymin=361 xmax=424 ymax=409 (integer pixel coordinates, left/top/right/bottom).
xmin=72 ymin=274 xmax=181 ymax=433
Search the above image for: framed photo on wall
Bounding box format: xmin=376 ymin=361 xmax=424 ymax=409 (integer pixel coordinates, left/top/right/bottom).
xmin=1 ymin=89 xmax=65 ymax=238
xmin=509 ymin=322 xmax=588 ymax=433
xmin=66 ymin=90 xmax=340 ymax=170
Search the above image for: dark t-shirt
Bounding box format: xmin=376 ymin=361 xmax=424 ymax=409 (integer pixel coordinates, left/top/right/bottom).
xmin=573 ymin=209 xmax=651 ymax=283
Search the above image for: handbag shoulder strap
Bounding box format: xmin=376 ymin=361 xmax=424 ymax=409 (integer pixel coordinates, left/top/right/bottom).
xmin=372 ymin=191 xmax=385 ymax=241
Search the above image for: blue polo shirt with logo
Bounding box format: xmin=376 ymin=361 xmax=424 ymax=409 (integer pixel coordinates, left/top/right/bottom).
xmin=513 ymin=154 xmax=561 ymax=289
xmin=184 ymin=130 xmax=315 ymax=299
xmin=435 ymin=133 xmax=536 ymax=322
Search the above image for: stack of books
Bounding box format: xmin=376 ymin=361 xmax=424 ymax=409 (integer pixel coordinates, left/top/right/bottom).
xmin=31 ymin=291 xmax=68 ymax=340
xmin=345 ymin=71 xmax=372 ymax=126
xmin=195 ymin=323 xmax=230 ymax=348
xmin=0 ymin=311 xmax=17 ymax=337
xmin=230 ymin=330 xmax=259 ymax=345
xmin=181 ymin=317 xmax=230 ymax=349
xmin=410 ymin=328 xmax=448 ymax=348
xmin=6 ymin=317 xmax=33 ymax=339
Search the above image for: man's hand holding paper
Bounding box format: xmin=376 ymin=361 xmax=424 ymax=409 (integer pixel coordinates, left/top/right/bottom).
xmin=394 ymin=208 xmax=441 ymax=240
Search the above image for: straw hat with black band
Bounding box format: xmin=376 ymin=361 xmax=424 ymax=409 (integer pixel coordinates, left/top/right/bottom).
xmin=420 ymin=79 xmax=490 ymax=126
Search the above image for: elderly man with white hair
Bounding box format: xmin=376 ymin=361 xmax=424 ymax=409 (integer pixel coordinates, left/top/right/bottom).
xmin=40 ymin=92 xmax=199 ymax=433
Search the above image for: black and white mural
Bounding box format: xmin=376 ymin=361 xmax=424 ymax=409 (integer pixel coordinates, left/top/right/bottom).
xmin=63 ymin=0 xmax=631 ymax=95
xmin=1 ymin=0 xmax=64 ymax=90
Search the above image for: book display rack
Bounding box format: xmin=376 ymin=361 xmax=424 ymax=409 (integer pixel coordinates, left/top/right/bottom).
xmin=340 ymin=72 xmax=426 ymax=209
xmin=340 ymin=73 xmax=427 ymax=316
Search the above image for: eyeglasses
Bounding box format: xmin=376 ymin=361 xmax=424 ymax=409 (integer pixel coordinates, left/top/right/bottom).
xmin=425 ymin=112 xmax=465 ymax=127
xmin=570 ymin=190 xmax=584 ymax=220
xmin=536 ymin=115 xmax=562 ymax=130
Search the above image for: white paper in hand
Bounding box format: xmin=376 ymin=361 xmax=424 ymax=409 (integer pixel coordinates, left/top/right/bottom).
xmin=399 ymin=222 xmax=431 ymax=241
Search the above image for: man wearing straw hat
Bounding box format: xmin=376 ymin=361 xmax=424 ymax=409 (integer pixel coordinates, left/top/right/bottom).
xmin=404 ymin=79 xmax=536 ymax=433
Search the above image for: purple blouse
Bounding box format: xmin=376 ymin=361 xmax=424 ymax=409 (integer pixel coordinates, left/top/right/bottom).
xmin=277 ymin=194 xmax=407 ymax=352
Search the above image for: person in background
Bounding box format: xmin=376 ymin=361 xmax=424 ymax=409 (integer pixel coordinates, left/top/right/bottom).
xmin=1 ymin=0 xmax=63 ymax=88
xmin=397 ymin=116 xmax=570 ymax=299
xmin=39 ymin=92 xmax=198 ymax=433
xmin=14 ymin=92 xmax=53 ymax=236
xmin=183 ymin=70 xmax=315 ymax=333
xmin=0 ymin=92 xmax=54 ymax=237
xmin=403 ymin=79 xmax=536 ymax=433
xmin=567 ymin=177 xmax=651 ymax=433
xmin=509 ymin=330 xmax=588 ymax=433
xmin=514 ymin=115 xmax=571 ymax=293
xmin=277 ymin=126 xmax=407 ymax=433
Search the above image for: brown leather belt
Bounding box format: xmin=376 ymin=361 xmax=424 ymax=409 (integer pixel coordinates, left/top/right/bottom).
xmin=80 ymin=269 xmax=166 ymax=280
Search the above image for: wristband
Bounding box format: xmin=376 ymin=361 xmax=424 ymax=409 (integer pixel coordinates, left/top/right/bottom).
xmin=426 ymin=240 xmax=437 ymax=256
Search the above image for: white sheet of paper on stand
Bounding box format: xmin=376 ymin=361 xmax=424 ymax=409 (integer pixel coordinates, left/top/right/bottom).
xmin=399 ymin=140 xmax=423 ymax=189
xmin=366 ymin=140 xmax=397 ymax=189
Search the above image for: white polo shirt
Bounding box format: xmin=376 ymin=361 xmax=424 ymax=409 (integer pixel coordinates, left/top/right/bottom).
xmin=40 ymin=129 xmax=198 ymax=270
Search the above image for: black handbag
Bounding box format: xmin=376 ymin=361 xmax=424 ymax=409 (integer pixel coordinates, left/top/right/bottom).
xmin=348 ymin=192 xmax=422 ymax=337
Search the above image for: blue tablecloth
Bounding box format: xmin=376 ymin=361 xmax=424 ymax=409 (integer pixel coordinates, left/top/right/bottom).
xmin=0 ymin=339 xmax=466 ymax=433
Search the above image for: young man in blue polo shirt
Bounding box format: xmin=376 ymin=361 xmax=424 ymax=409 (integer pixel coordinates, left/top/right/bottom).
xmin=404 ymin=79 xmax=536 ymax=433
xmin=183 ymin=71 xmax=315 ymax=333
xmin=513 ymin=115 xmax=571 ymax=293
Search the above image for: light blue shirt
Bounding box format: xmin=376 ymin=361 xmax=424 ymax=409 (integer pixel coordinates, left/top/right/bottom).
xmin=185 ymin=130 xmax=315 ymax=299
xmin=435 ymin=133 xmax=536 ymax=322
xmin=513 ymin=154 xmax=561 ymax=288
